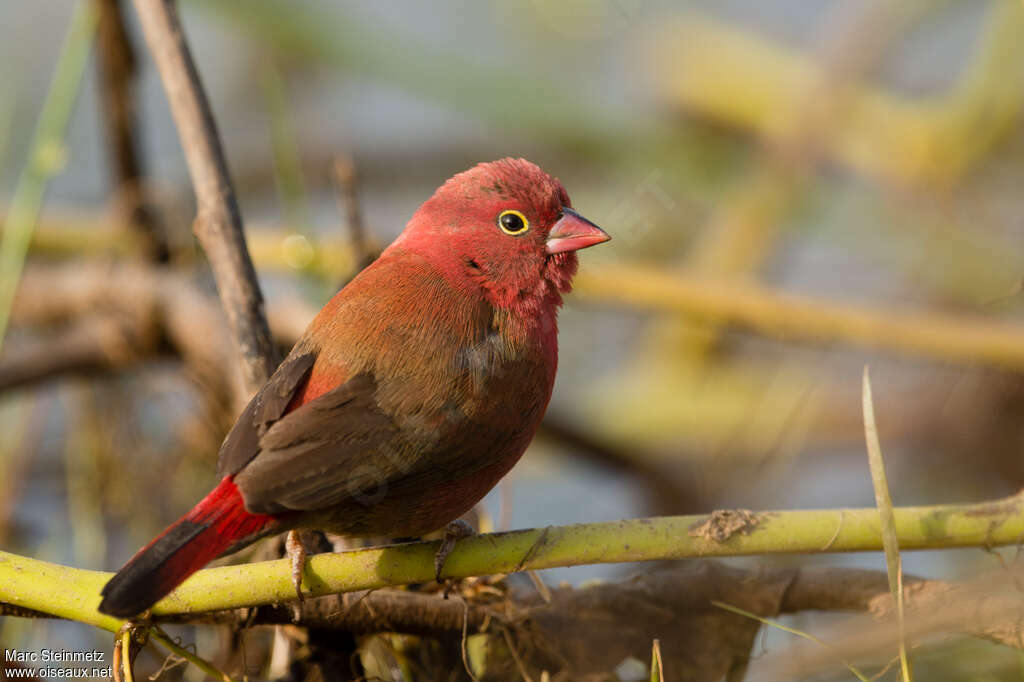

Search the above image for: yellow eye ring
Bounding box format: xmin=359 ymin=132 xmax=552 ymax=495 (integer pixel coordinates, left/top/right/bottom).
xmin=497 ymin=209 xmax=529 ymax=235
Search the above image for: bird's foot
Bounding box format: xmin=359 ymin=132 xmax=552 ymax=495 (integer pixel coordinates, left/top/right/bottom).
xmin=434 ymin=519 xmax=475 ymax=590
xmin=285 ymin=530 xmax=307 ymax=607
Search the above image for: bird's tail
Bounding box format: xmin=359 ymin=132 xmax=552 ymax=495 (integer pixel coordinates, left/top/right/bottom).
xmin=99 ymin=476 xmax=276 ymax=618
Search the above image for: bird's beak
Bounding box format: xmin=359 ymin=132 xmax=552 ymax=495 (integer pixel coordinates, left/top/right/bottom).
xmin=546 ymin=207 xmax=611 ymax=254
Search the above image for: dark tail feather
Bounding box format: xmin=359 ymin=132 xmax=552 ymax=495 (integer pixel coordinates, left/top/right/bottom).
xmin=99 ymin=477 xmax=275 ymax=617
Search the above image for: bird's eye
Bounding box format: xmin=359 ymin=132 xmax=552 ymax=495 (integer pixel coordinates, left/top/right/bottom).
xmin=497 ymin=209 xmax=529 ymax=235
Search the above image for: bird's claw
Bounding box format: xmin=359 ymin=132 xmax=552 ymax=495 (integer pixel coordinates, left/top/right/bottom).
xmin=434 ymin=519 xmax=475 ymax=587
xmin=285 ymin=530 xmax=307 ymax=606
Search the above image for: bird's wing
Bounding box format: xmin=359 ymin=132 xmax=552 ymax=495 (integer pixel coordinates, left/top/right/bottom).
xmin=216 ymin=351 xmax=317 ymax=478
xmin=230 ymin=371 xmax=407 ymax=514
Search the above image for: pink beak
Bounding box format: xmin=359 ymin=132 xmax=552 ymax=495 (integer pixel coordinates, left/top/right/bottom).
xmin=546 ymin=208 xmax=610 ymax=254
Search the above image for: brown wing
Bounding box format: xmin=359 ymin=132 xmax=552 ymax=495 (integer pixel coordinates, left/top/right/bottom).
xmin=230 ymin=366 xmax=534 ymax=539
xmin=216 ymin=351 xmax=317 ymax=478
xmin=231 ymin=372 xmax=409 ymax=515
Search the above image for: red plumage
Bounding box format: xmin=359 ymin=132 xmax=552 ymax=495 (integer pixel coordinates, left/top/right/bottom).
xmin=99 ymin=158 xmax=609 ymax=617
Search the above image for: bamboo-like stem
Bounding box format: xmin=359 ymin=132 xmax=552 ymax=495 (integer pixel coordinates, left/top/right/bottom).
xmin=2 ymin=493 xmax=1022 ymax=626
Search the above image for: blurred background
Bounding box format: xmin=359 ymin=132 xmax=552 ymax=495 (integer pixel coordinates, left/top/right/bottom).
xmin=3 ymin=0 xmax=1024 ymax=679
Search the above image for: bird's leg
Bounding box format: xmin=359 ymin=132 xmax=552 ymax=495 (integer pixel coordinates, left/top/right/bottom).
xmin=285 ymin=530 xmax=307 ymax=604
xmin=434 ymin=519 xmax=475 ymax=584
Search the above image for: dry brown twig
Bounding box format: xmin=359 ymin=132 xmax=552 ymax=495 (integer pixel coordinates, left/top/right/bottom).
xmin=331 ymin=154 xmax=377 ymax=276
xmin=95 ymin=0 xmax=170 ymax=263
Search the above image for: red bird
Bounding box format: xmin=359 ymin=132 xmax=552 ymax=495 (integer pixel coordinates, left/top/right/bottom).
xmin=98 ymin=158 xmax=609 ymax=617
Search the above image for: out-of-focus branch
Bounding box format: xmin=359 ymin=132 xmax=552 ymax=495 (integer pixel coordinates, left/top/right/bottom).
xmin=757 ymin=565 xmax=1024 ymax=678
xmin=95 ymin=0 xmax=170 ymax=263
xmin=332 ymin=155 xmax=377 ymax=277
xmin=634 ymin=1 xmax=934 ymax=377
xmin=650 ymin=3 xmax=1024 ymax=186
xmin=1 ymin=208 xmax=363 ymax=281
xmin=575 ymin=263 xmax=1024 ymax=373
xmin=0 ymin=400 xmax=41 ymax=546
xmin=3 ymin=263 xmax=314 ymax=403
xmin=0 ymin=316 xmax=150 ymax=392
xmin=131 ymin=0 xmax=277 ymax=391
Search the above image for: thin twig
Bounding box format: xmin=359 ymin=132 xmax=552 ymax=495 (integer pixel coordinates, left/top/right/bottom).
xmin=119 ymin=627 xmax=134 ymax=682
xmin=650 ymin=639 xmax=664 ymax=682
xmin=712 ymin=600 xmax=870 ymax=681
xmin=131 ymin=0 xmax=277 ymax=391
xmin=459 ymin=597 xmax=481 ymax=682
xmin=501 ymin=625 xmax=534 ymax=682
xmin=150 ymin=627 xmax=235 ymax=682
xmin=95 ymin=0 xmax=169 ymax=263
xmin=332 ymin=154 xmax=377 ymax=281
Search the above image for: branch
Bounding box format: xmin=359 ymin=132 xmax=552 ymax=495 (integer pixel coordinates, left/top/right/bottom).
xmin=95 ymin=0 xmax=170 ymax=262
xmin=331 ymin=155 xmax=377 ymax=276
xmin=4 ymin=262 xmax=313 ymax=403
xmin=3 ymin=492 xmax=1024 ymax=627
xmin=757 ymin=564 xmax=1024 ymax=678
xmin=131 ymin=0 xmax=277 ymax=390
xmin=0 ymin=315 xmax=150 ymax=392
xmin=574 ymin=263 xmax=1024 ymax=372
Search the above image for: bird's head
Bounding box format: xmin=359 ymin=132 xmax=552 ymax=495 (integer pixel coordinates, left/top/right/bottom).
xmin=392 ymin=158 xmax=609 ymax=313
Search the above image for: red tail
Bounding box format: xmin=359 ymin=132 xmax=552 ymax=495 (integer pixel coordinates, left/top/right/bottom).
xmin=99 ymin=477 xmax=276 ymax=617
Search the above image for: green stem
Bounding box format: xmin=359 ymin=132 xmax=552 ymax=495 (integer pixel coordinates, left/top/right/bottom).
xmin=2 ymin=493 xmax=1022 ymax=625
xmin=0 ymin=2 xmax=97 ymax=349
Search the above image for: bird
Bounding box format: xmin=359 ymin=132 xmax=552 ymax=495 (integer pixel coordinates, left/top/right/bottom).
xmin=98 ymin=158 xmax=610 ymax=618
